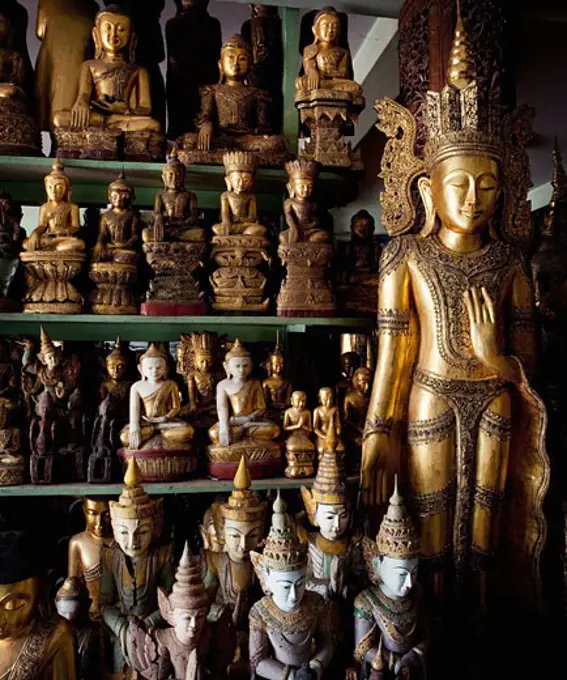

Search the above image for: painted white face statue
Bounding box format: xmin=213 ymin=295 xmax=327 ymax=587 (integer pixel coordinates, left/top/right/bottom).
xmin=314 ymin=503 xmax=350 ymax=542
xmin=225 ymin=356 xmax=253 ymax=381
xmin=111 ymin=517 xmax=153 ymax=559
xmin=140 ymin=356 xmax=168 ymax=383
xmin=172 ymin=608 xmax=206 ymax=646
xmin=374 ymin=555 xmax=419 ymax=600
xmin=265 ymin=567 xmax=307 ymax=613
xmin=224 ymin=518 xmax=264 ymax=563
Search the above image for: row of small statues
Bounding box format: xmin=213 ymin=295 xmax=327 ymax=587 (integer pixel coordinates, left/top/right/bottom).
xmin=0 ymin=455 xmax=425 ymax=680
xmin=0 ymin=152 xmax=380 ymax=317
xmin=0 ymin=3 xmax=364 ymax=167
xmin=0 ymin=330 xmax=372 ymax=486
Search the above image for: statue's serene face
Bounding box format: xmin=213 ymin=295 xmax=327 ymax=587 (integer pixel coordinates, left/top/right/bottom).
xmin=319 ymin=388 xmax=334 ymax=408
xmin=265 ymin=567 xmax=307 ymax=612
xmin=172 ymin=607 xmax=206 ymax=646
xmin=353 ymin=370 xmax=371 ymax=396
xmin=228 ymin=170 xmax=253 ymax=195
xmin=45 ymin=177 xmax=68 ymax=203
xmin=0 ymin=578 xmax=39 ymax=640
xmin=163 ymin=166 xmax=184 ymax=191
xmin=291 ymin=391 xmax=307 ymax=411
xmin=111 ymin=516 xmax=153 ymax=559
xmin=221 ymin=46 xmax=251 ymax=79
xmin=292 ymin=178 xmax=313 ymax=200
xmin=270 ymin=354 xmax=284 ymax=376
xmin=110 ymin=188 xmax=132 ymax=210
xmin=429 ymin=155 xmax=500 ymax=235
xmin=224 ymin=518 xmax=264 ymax=563
xmin=225 ymin=356 xmax=253 ymax=381
xmin=352 ymin=216 xmax=373 ymax=240
xmin=41 ymin=350 xmax=60 ymax=370
xmin=84 ymin=499 xmax=110 ymax=539
xmin=98 ymin=13 xmax=131 ymax=54
xmin=107 ymin=358 xmax=127 ymax=381
xmin=314 ymin=503 xmax=349 ymax=541
xmin=314 ymin=14 xmax=340 ymax=44
xmin=140 ymin=356 xmax=168 ymax=382
xmin=375 ymin=555 xmax=419 ymax=600
xmin=195 ymin=355 xmax=213 ymax=374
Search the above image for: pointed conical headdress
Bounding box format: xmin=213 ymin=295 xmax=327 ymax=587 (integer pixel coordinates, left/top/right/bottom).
xmin=254 ymin=492 xmax=307 ymax=571
xmin=375 ymin=477 xmax=419 ymax=560
xmin=169 ymin=543 xmax=209 ymax=610
xmin=225 ymin=338 xmax=251 ymax=362
xmin=221 ymin=456 xmax=267 ymax=523
xmin=106 ymin=336 xmax=127 ymax=365
xmin=38 ymin=327 xmax=60 ymax=362
xmin=110 ymin=457 xmax=162 ymax=521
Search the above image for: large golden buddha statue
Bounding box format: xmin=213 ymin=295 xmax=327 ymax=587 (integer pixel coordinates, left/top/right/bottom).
xmin=177 ymin=33 xmax=288 ymax=167
xmin=52 ymin=5 xmax=164 ymax=161
xmin=361 ymin=8 xmax=549 ymax=613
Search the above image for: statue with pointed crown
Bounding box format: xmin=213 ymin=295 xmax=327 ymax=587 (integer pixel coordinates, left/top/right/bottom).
xmin=210 ymin=151 xmax=270 ymax=312
xmin=176 ymin=32 xmax=288 ymax=167
xmin=294 ymin=7 xmax=364 ymax=169
xmin=90 ymin=171 xmax=140 ymax=315
xmin=118 ymin=343 xmax=196 ymax=481
xmin=202 ymin=456 xmax=267 ymax=673
xmin=277 ymin=157 xmax=335 ymax=316
xmin=362 ymin=2 xmax=549 ymax=613
xmin=128 ymin=543 xmax=225 ymax=680
xmin=141 ymin=148 xmax=207 ymax=316
xmin=207 ymin=339 xmax=281 ymax=478
xmin=20 ymin=160 xmax=86 ymax=313
xmin=349 ymin=480 xmax=427 ymax=680
xmin=100 ymin=458 xmax=175 ymax=678
xmin=249 ymin=493 xmax=334 ymax=679
xmin=52 ymin=4 xmax=165 ymax=161
xmin=262 ymin=335 xmax=292 ymax=423
xmin=89 ymin=338 xmax=132 ymax=483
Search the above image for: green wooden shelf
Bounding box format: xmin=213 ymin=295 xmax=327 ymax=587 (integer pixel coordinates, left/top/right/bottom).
xmin=0 ymin=475 xmax=359 ymax=497
xmin=0 ymin=314 xmax=374 ymax=342
xmin=0 ymin=156 xmax=357 ymax=211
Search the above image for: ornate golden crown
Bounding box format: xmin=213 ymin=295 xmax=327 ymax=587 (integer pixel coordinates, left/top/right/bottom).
xmin=223 ymin=151 xmax=257 ymax=175
xmin=221 ymin=456 xmax=267 ymax=523
xmin=109 ymin=457 xmax=162 ymax=521
xmin=375 ymin=477 xmax=419 ymax=560
xmin=190 ymin=332 xmax=215 ymax=358
xmin=284 ymin=158 xmax=320 ymax=182
xmin=374 ymin=1 xmax=533 ymax=245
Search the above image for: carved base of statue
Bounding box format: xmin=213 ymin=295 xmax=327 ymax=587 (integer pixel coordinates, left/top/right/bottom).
xmin=277 ymin=242 xmax=335 ymax=316
xmin=53 ymin=127 xmax=166 ymax=162
xmin=89 ymin=262 xmax=138 ymax=315
xmin=118 ymin=447 xmax=198 ymax=481
xmin=0 ymin=452 xmax=25 ymax=486
xmin=0 ymin=99 xmax=41 ymax=155
xmin=211 ymin=235 xmax=269 ymax=312
xmin=295 ymin=90 xmax=364 ymax=169
xmin=177 ymin=133 xmax=291 ymax=168
xmin=336 ymin=272 xmax=380 ymax=317
xmin=21 ymin=250 xmax=85 ymax=314
xmin=285 ymin=450 xmax=315 ymax=478
xmin=207 ymin=441 xmax=282 ymax=479
xmin=30 ymin=454 xmax=53 ymax=484
xmin=142 ymin=241 xmax=207 ymax=316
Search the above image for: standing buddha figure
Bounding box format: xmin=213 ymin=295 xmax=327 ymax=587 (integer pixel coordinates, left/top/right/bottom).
xmin=363 ymin=8 xmax=549 ymax=611
xmin=250 ymin=493 xmax=333 ymax=679
xmin=52 ymin=5 xmax=163 ymax=161
xmin=350 ymin=481 xmax=427 ymax=680
xmin=207 ymin=339 xmax=280 ymax=479
xmin=262 ymin=338 xmax=292 ymax=423
xmin=100 ymin=457 xmax=174 ymax=677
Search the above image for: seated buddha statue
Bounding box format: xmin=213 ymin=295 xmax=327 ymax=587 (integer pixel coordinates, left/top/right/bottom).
xmin=178 ymin=33 xmax=287 ymax=166
xmin=296 ymin=7 xmax=362 ymax=99
xmin=283 ymin=390 xmax=316 ymax=478
xmin=23 ymin=160 xmax=84 ymax=253
xmin=208 ymin=339 xmax=280 ymax=478
xmin=313 ymin=387 xmax=345 ymax=458
xmin=212 ymin=151 xmax=266 ymax=237
xmin=120 ymin=343 xmax=194 ymax=452
xmin=143 ymin=148 xmax=205 ymax=244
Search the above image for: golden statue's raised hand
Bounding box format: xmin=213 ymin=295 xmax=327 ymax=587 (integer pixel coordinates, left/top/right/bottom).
xmin=361 ymin=431 xmax=391 ymax=507
xmin=463 ymin=286 xmax=501 ymax=367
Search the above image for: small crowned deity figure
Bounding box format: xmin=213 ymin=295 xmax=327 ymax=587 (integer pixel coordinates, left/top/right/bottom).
xmin=207 ymin=339 xmax=280 ymax=479
xmin=262 ymin=337 xmax=292 ymax=423
xmin=364 ymin=6 xmax=549 ymax=611
xmin=128 ymin=543 xmax=220 ymax=680
xmin=343 ymin=367 xmax=372 ymax=465
xmin=100 ymin=458 xmax=174 ymax=677
xmin=177 ymin=33 xmax=287 ymax=166
xmin=0 ymin=191 xmax=24 ymax=310
xmin=202 ymin=456 xmax=267 ymax=670
xmin=283 ymin=391 xmax=316 ymax=478
xmin=250 ymin=493 xmax=334 ymax=680
xmin=349 ymin=480 xmax=427 ymax=680
xmin=119 ymin=343 xmax=195 ymax=480
xmin=0 ymin=9 xmax=40 ymax=154
xmin=52 ymin=5 xmax=163 ymax=161
xmin=143 ymin=148 xmax=205 ymax=244
xmin=0 ymin=530 xmax=76 ymax=680
xmin=313 ymin=387 xmax=345 ymax=458
xmin=280 ymin=159 xmax=329 ymax=245
xmin=56 ymin=499 xmax=112 ymax=622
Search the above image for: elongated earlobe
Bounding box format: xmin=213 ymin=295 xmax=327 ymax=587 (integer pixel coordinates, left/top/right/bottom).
xmin=418 ymin=176 xmax=437 ymax=237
